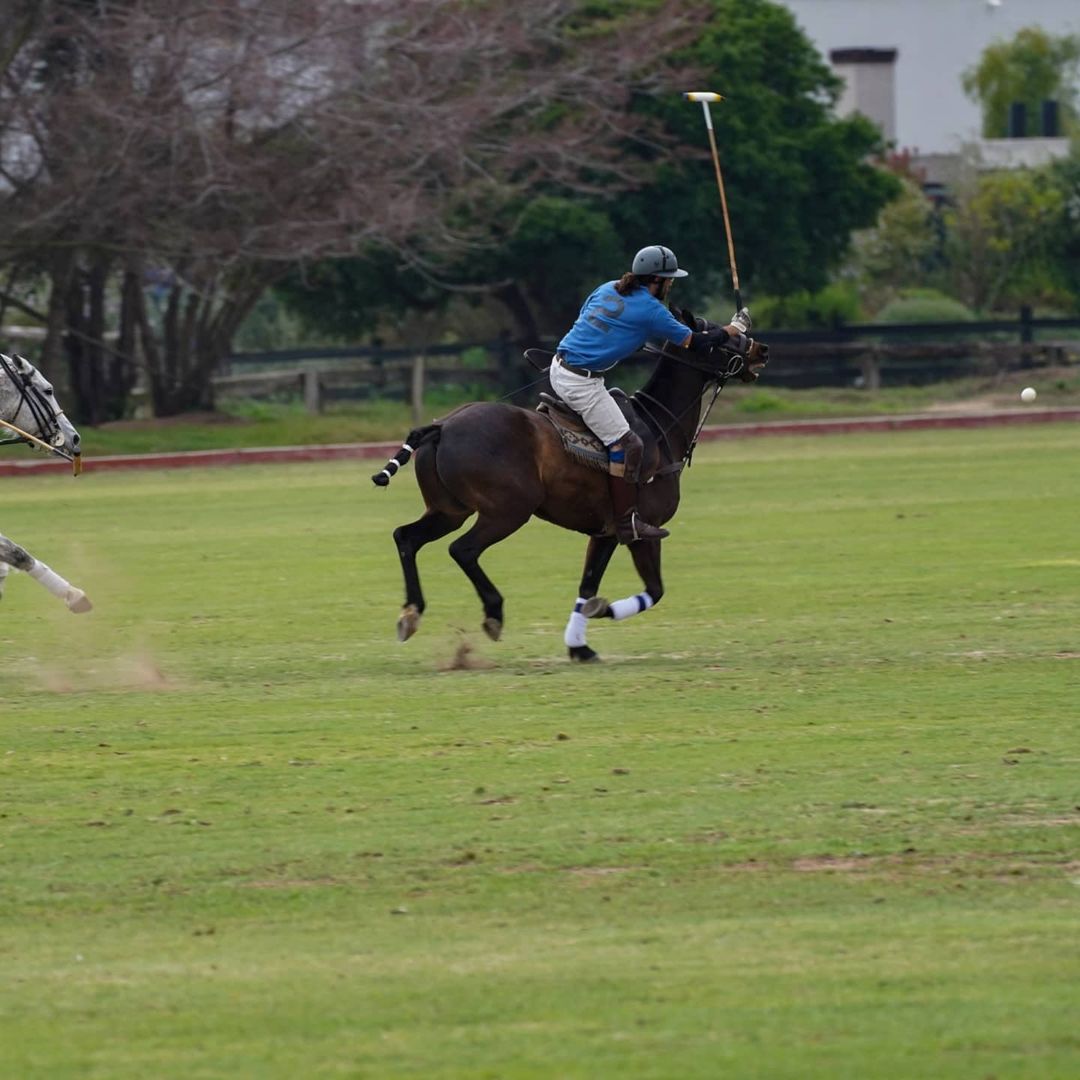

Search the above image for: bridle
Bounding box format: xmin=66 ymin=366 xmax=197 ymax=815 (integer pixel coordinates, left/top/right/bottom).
xmin=0 ymin=353 xmax=81 ymax=470
xmin=631 ymin=339 xmax=748 ymax=474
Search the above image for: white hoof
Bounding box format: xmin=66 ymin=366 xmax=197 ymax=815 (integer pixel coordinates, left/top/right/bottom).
xmin=66 ymin=589 xmax=93 ymax=614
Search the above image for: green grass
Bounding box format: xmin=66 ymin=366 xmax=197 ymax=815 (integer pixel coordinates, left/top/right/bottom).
xmin=8 ymin=367 xmax=1077 ymax=458
xmin=1 ymin=426 xmax=1078 ymax=1078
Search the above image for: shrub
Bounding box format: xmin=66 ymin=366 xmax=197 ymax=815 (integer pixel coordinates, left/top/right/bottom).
xmin=750 ymin=283 xmax=862 ymax=330
xmin=873 ymin=289 xmax=976 ymax=324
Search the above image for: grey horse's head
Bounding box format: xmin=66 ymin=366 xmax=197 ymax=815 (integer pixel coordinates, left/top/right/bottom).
xmin=0 ymin=353 xmax=81 ymax=465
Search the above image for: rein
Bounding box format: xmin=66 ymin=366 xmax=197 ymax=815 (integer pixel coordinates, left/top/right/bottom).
xmin=632 ymin=341 xmax=746 ymax=473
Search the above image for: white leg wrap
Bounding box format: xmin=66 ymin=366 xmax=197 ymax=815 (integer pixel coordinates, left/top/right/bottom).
xmin=609 ymin=592 xmax=654 ymax=621
xmin=27 ymin=559 xmax=91 ymax=612
xmin=564 ymin=598 xmax=588 ymax=648
xmin=28 ymin=559 xmax=73 ymax=599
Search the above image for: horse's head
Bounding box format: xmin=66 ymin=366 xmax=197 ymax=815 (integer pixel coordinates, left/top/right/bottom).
xmin=671 ymin=305 xmax=769 ymax=382
xmin=0 ymin=353 xmax=82 ymax=466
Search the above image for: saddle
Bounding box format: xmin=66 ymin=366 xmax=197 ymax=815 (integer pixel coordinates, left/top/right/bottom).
xmin=527 ymin=349 xmax=660 ymax=481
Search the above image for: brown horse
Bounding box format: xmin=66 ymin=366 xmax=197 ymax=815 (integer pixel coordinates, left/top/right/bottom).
xmin=372 ymin=310 xmax=766 ymax=661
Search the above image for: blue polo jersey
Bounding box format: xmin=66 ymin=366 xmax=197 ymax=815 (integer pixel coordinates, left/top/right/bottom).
xmin=557 ymin=281 xmax=692 ymax=371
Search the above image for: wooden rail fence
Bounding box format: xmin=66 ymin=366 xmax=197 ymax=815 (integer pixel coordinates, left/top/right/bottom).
xmin=220 ymin=310 xmax=1080 ymax=413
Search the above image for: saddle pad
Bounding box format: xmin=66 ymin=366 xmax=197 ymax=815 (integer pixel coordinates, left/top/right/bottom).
xmin=537 ymin=405 xmax=623 ymax=476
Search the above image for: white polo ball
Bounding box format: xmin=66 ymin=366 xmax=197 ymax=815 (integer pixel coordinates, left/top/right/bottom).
xmin=1020 ymin=386 xmax=1037 ymax=403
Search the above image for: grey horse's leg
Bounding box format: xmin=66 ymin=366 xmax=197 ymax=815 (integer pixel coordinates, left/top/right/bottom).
xmin=0 ymin=533 xmax=92 ymax=613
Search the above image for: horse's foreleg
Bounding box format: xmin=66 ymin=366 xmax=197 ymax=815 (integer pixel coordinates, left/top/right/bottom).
xmin=566 ymin=535 xmax=617 ymax=663
xmin=392 ymin=510 xmax=469 ymax=641
xmin=0 ymin=533 xmax=92 ymax=613
xmin=448 ymin=511 xmax=531 ymax=641
xmin=582 ymin=538 xmax=663 ymax=622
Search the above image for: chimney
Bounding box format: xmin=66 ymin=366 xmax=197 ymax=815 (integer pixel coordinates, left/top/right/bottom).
xmin=1008 ymin=102 xmax=1027 ymax=138
xmin=1042 ymin=100 xmax=1059 ymax=137
xmin=829 ymin=48 xmax=898 ymax=143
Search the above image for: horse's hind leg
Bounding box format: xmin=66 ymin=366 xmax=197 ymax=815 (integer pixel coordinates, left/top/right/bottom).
xmin=447 ymin=511 xmax=532 ymax=641
xmin=566 ymin=535 xmax=617 ymax=663
xmin=0 ymin=532 xmax=92 ymax=613
xmin=393 ymin=510 xmax=469 ymax=641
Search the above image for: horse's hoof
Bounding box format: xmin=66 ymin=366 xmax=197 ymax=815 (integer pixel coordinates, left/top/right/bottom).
xmin=397 ymin=605 xmax=421 ymax=642
xmin=482 ymin=617 xmax=502 ymax=641
xmin=569 ymin=645 xmax=600 ymax=663
xmin=581 ymin=596 xmax=610 ymax=619
xmin=66 ymin=589 xmax=93 ymax=614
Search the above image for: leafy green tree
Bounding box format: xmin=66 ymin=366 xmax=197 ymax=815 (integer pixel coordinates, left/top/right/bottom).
xmin=850 ymin=179 xmax=942 ymax=311
xmin=1044 ymin=147 xmax=1080 ymax=311
xmin=281 ymin=0 xmax=900 ymax=344
xmin=963 ymin=27 xmax=1080 ymax=138
xmin=944 ymin=167 xmax=1064 ymax=312
xmin=610 ymin=0 xmax=899 ymax=305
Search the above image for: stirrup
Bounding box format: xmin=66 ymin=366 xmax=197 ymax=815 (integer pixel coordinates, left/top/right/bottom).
xmin=616 ymin=510 xmax=669 ymax=544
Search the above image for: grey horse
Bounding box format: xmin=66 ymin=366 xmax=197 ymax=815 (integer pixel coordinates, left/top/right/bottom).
xmin=0 ymin=353 xmax=91 ymax=613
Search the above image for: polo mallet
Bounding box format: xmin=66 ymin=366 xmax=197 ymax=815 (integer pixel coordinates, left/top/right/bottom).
xmin=0 ymin=417 xmax=82 ymax=474
xmin=683 ymin=91 xmax=742 ymax=312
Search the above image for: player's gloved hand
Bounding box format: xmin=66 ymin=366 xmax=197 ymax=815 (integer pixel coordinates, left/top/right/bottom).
xmin=690 ymin=326 xmax=729 ymax=353
xmin=729 ymin=308 xmax=752 ymax=334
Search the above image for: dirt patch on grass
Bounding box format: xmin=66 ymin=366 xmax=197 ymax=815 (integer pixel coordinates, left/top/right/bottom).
xmin=793 ymin=855 xmax=873 ymax=872
xmin=24 ymin=648 xmax=179 ymax=693
xmin=241 ymin=877 xmax=342 ymax=889
xmin=717 ymin=852 xmax=1078 ymax=879
xmin=565 ymin=866 xmax=637 ymax=883
xmin=439 ymin=641 xmax=495 ymax=671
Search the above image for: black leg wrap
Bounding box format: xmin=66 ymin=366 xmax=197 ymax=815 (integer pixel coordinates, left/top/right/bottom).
xmin=371 ymin=443 xmax=415 ymax=487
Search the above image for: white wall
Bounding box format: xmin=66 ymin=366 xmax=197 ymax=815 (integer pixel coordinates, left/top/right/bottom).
xmin=782 ymin=0 xmax=1080 ymax=152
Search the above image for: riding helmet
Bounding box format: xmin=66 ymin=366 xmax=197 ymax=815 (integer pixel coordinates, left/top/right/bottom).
xmin=631 ymin=245 xmax=688 ymax=278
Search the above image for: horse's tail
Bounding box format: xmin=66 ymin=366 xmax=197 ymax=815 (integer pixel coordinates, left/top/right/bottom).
xmin=371 ymin=423 xmax=441 ymax=487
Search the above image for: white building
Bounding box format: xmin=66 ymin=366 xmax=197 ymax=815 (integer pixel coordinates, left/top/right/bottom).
xmin=781 ymin=0 xmax=1080 ymax=154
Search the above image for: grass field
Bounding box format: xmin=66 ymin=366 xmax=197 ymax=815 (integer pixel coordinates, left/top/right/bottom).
xmin=1 ymin=425 xmax=1078 ymax=1079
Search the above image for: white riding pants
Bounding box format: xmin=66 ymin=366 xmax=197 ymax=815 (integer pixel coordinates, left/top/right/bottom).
xmin=549 ymin=358 xmax=631 ymax=446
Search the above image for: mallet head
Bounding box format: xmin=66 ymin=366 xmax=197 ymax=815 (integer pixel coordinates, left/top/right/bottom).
xmin=683 ymin=91 xmax=724 ymax=103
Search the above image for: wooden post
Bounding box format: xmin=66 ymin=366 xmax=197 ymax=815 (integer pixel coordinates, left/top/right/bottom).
xmin=1019 ymin=304 xmax=1034 ymax=367
xmin=411 ymin=353 xmax=425 ymax=425
xmin=1019 ymin=305 xmax=1033 ymax=339
xmin=302 ymin=369 xmax=322 ymax=414
xmin=858 ymin=348 xmax=881 ymax=391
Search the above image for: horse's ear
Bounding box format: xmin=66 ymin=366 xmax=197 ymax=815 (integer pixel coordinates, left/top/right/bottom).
xmin=670 ymin=304 xmax=695 ymax=329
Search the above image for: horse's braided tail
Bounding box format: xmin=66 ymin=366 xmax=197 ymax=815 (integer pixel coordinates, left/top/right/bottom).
xmin=371 ymin=423 xmax=441 ymax=487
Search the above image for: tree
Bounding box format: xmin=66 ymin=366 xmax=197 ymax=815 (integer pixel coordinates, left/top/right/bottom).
xmin=944 ymin=166 xmax=1064 ymax=313
xmin=1044 ymin=147 xmax=1080 ymax=311
xmin=963 ymin=26 xmax=1080 ymax=138
xmin=608 ymin=0 xmax=899 ymax=304
xmin=849 ymin=179 xmax=941 ymax=310
xmin=281 ymin=0 xmax=900 ymax=346
xmin=0 ymin=0 xmax=694 ymax=417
